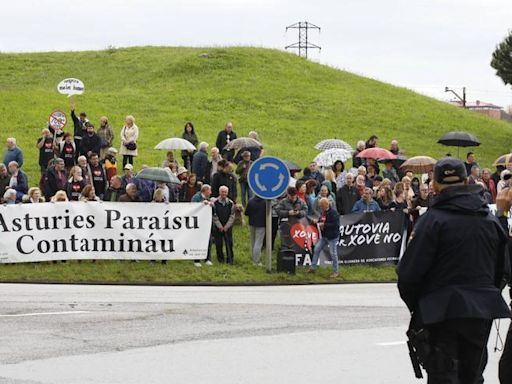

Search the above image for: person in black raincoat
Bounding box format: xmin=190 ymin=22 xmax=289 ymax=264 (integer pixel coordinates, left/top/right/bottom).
xmin=397 ymin=157 xmax=510 ymax=384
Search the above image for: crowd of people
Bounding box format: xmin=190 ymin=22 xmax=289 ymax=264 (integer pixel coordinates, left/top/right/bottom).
xmin=1 ymin=106 xmax=508 ymax=269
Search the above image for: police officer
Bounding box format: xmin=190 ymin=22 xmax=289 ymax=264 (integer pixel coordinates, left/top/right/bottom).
xmin=397 ymin=157 xmax=510 ymax=384
xmin=496 ymin=186 xmax=512 ymax=383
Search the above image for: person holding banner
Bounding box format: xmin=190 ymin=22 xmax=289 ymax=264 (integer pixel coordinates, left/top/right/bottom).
xmin=308 ymin=198 xmax=340 ymax=278
xmin=351 ymin=188 xmax=380 ymax=213
xmin=212 ymin=186 xmax=236 ymax=264
xmin=7 ymin=161 xmax=28 ymax=202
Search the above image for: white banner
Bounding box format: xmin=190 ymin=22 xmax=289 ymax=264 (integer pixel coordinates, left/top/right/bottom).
xmin=0 ymin=202 xmax=212 ymax=263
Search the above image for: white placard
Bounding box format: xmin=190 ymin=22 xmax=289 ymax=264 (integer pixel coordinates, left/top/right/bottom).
xmin=57 ymin=78 xmax=85 ymax=97
xmin=0 ymin=202 xmax=212 ymax=263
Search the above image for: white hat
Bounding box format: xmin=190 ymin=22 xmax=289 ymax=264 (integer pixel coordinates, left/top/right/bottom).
xmin=107 ymin=147 xmax=118 ymax=154
xmin=124 ymin=164 xmax=134 ymax=170
xmin=177 ymin=166 xmax=188 ymax=176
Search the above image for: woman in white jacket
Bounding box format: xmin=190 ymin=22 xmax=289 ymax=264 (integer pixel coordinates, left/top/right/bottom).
xmin=119 ymin=115 xmax=139 ymax=167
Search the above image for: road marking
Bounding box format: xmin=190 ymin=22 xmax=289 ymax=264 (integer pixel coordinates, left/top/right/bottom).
xmin=376 ymin=341 xmax=406 ymax=346
xmin=0 ymin=311 xmax=90 ymax=318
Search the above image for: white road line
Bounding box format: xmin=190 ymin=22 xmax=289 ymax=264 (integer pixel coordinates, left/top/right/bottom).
xmin=376 ymin=341 xmax=406 ymax=346
xmin=0 ymin=311 xmax=90 ymax=318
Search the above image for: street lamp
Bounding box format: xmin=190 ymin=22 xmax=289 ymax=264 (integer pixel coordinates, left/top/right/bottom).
xmin=445 ymin=86 xmax=466 ymax=108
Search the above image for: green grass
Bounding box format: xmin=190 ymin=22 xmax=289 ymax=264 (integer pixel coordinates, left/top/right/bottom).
xmin=0 ymin=46 xmax=510 ymax=285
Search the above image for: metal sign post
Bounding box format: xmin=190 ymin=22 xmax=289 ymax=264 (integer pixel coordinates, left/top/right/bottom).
xmin=248 ymin=157 xmax=290 ymax=273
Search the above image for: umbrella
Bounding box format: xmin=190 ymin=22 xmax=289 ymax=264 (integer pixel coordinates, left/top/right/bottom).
xmin=437 ymin=131 xmax=480 ymax=147
xmin=315 ymin=139 xmax=353 ymax=152
xmin=155 ymin=138 xmax=196 ymax=151
xmin=224 ymin=137 xmax=262 ymax=150
xmin=283 ymin=160 xmax=302 ymax=172
xmin=313 ymin=148 xmax=352 ymax=167
xmin=493 ymin=153 xmax=512 ymax=168
xmin=400 ymin=156 xmax=437 ymax=174
xmin=135 ymin=167 xmax=180 ymax=184
xmin=356 ymin=147 xmax=396 ymax=160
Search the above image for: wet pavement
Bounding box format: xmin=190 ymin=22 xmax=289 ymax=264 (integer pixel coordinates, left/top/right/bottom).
xmin=0 ymin=283 xmax=505 ymax=383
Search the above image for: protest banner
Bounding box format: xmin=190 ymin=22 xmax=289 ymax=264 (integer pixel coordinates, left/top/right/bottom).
xmin=57 ymin=78 xmax=85 ymax=97
xmin=0 ymin=202 xmax=212 ymax=263
xmin=280 ymin=211 xmax=406 ymax=267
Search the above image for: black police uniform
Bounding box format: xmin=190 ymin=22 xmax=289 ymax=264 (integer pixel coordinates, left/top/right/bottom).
xmin=397 ymin=158 xmax=510 ymax=384
xmin=498 ymin=212 xmax=512 ymax=384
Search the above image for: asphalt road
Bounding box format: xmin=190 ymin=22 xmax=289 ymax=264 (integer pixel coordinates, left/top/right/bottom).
xmin=0 ymin=283 xmax=506 ymax=384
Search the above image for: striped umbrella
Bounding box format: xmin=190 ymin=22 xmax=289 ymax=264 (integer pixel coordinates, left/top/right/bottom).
xmin=313 ymin=148 xmax=352 ymax=167
xmin=493 ymin=153 xmax=512 ymax=168
xmin=315 ymin=139 xmax=353 ymax=152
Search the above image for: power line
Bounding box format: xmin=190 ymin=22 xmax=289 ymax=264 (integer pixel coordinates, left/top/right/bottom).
xmin=285 ymin=21 xmax=321 ymax=58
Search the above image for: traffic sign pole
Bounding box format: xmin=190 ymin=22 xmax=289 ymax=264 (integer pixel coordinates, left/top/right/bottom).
xmin=247 ymin=157 xmax=290 ymax=273
xmin=266 ymin=200 xmax=272 ymax=273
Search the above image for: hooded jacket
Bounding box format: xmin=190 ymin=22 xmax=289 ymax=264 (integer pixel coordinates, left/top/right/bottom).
xmin=397 ymin=184 xmax=511 ymax=326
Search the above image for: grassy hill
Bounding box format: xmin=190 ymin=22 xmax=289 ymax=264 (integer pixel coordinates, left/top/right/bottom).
xmin=0 ymin=46 xmax=510 ymax=285
xmin=1 ymin=46 xmax=510 ymax=184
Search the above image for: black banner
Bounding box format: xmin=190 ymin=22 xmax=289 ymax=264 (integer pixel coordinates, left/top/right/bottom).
xmin=279 ymin=211 xmax=406 ymax=267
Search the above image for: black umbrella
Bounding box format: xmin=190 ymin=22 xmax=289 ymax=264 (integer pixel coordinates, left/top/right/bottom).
xmin=438 ymin=131 xmax=480 ymax=157
xmin=283 ymin=160 xmax=302 ymax=173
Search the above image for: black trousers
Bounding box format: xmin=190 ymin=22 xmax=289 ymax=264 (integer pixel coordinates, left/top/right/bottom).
xmin=123 ymin=155 xmax=134 ymax=167
xmin=213 ymin=227 xmax=233 ymax=264
xmin=425 ymin=318 xmax=492 ymax=384
xmin=499 ymin=315 xmax=512 ymax=383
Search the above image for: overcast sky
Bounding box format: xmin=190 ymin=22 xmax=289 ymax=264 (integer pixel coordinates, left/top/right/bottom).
xmin=2 ymin=0 xmax=511 ymax=107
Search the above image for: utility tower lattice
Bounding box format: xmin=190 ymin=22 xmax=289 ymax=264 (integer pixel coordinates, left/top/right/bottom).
xmin=285 ymin=21 xmax=321 ymax=58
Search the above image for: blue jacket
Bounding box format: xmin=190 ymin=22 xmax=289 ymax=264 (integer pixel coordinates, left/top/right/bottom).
xmin=245 ymin=196 xmax=266 ymax=227
xmin=3 ymin=147 xmax=24 ymax=168
xmin=351 ymin=199 xmax=381 ymax=213
xmin=192 ymin=150 xmax=208 ymax=181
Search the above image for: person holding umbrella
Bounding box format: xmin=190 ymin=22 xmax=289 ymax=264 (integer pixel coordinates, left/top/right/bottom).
xmin=464 ymin=152 xmax=479 ymax=176
xmin=215 ymin=122 xmax=237 ymax=161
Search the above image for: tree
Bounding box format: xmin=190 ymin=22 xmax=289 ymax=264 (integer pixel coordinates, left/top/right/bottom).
xmin=491 ymin=31 xmax=512 ymax=86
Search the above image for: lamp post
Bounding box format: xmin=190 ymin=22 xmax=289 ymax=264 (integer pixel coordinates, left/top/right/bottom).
xmin=445 ymin=86 xmax=466 ymax=108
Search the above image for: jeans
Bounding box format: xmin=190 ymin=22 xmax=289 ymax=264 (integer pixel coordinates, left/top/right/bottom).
xmin=250 ymin=226 xmax=265 ymax=264
xmin=311 ymin=237 xmax=339 ymax=273
xmin=240 ymin=181 xmax=252 ymax=207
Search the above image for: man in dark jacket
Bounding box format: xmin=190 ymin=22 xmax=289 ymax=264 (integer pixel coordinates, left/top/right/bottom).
xmin=104 ymin=176 xmax=125 ymax=202
xmin=336 ymin=173 xmax=359 ymax=215
xmin=215 ymin=122 xmax=237 ymax=161
xmin=87 ymin=153 xmax=108 ymax=199
xmin=80 ymin=123 xmax=101 ymax=158
xmin=308 ymin=198 xmax=340 ymax=278
xmin=276 ymin=186 xmax=308 ymax=222
xmin=245 ymin=195 xmax=266 ymax=265
xmin=495 ymin=186 xmax=512 ymax=383
xmin=0 ymin=164 xmax=9 ymax=195
xmin=71 ymin=104 xmax=88 ymax=156
xmin=397 ymin=157 xmax=510 ymax=383
xmin=192 ymin=142 xmax=209 ymax=182
xmin=212 ymin=186 xmax=236 ymax=264
xmin=119 ymin=183 xmax=142 ymax=202
xmin=211 ymin=160 xmax=237 ymax=202
xmin=7 ymin=161 xmax=28 ymax=202
xmin=44 ymin=158 xmax=67 ymax=201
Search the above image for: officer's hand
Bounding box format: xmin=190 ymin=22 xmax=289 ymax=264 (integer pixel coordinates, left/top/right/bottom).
xmin=496 ymin=187 xmax=512 ymax=213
